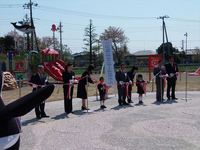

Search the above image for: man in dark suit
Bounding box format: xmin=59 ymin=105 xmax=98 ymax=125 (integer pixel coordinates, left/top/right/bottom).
xmin=115 ymin=64 xmax=130 ymax=106
xmin=30 ymin=65 xmax=49 ymax=119
xmin=165 ymin=56 xmax=179 ymax=100
xmin=154 ymin=60 xmax=166 ymax=102
xmin=62 ymin=63 xmax=75 ymax=114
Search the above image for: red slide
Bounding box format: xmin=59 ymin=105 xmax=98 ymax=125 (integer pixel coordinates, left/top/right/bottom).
xmin=189 ymin=67 xmax=200 ymax=77
xmin=43 ymin=60 xmax=65 ymax=81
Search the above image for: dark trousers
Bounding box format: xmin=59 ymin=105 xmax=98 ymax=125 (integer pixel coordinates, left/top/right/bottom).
xmin=100 ymin=94 xmax=105 ymax=105
xmin=33 ymin=88 xmax=46 ymax=118
xmin=167 ymin=78 xmax=176 ymax=99
xmin=117 ymin=85 xmax=126 ymax=105
xmin=63 ymin=86 xmax=73 ymax=114
xmin=156 ymin=78 xmax=164 ymax=101
xmin=127 ymin=85 xmax=132 ymax=102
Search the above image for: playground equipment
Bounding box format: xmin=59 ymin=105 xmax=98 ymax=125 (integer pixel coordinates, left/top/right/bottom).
xmin=41 ymin=48 xmax=65 ymax=81
xmin=189 ymin=67 xmax=200 ymax=76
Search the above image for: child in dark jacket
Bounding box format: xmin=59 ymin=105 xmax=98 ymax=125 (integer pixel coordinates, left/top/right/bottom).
xmin=136 ymin=74 xmax=146 ymax=104
xmin=97 ymin=77 xmax=107 ymax=109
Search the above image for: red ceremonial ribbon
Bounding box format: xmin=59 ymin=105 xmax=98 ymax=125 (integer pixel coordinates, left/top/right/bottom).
xmin=126 ymin=83 xmax=129 ymax=97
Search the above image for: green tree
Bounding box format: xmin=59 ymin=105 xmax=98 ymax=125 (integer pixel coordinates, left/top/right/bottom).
xmin=83 ymin=19 xmax=98 ymax=65
xmin=62 ymin=44 xmax=72 ymax=62
xmin=7 ymin=30 xmax=26 ymax=52
xmin=38 ymin=36 xmax=60 ymax=50
xmin=0 ymin=36 xmax=15 ymax=53
xmin=156 ymin=42 xmax=179 ymax=62
xmin=193 ymin=47 xmax=200 ymax=63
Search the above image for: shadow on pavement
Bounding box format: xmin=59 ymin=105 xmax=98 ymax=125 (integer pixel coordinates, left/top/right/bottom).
xmin=22 ymin=118 xmax=45 ymax=126
xmin=94 ymin=108 xmax=107 ymax=112
xmin=111 ymin=104 xmax=133 ymax=110
xmin=72 ymin=110 xmax=94 ymax=116
xmin=51 ymin=113 xmax=68 ymax=120
xmin=135 ymin=103 xmax=147 ymax=106
xmin=152 ymin=99 xmax=178 ymax=105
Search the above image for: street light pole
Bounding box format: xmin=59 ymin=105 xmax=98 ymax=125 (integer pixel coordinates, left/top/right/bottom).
xmin=184 ymin=32 xmax=189 ymax=102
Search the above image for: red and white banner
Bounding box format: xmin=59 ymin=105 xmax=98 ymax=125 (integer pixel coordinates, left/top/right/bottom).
xmin=148 ymin=54 xmax=162 ymax=70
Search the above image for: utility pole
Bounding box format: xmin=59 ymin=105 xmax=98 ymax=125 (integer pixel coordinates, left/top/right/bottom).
xmin=181 ymin=40 xmax=184 ymax=50
xmin=24 ymin=14 xmax=30 ymax=51
xmin=23 ymin=0 xmax=38 ymax=51
xmin=89 ymin=19 xmax=92 ymax=65
xmin=57 ymin=22 xmax=63 ymax=56
xmin=157 ymin=15 xmax=170 ymax=64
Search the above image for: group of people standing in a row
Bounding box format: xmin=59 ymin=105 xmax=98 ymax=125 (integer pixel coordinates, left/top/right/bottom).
xmin=62 ymin=64 xmax=107 ymax=113
xmin=30 ymin=55 xmax=179 ymax=119
xmin=115 ymin=56 xmax=179 ymax=106
xmin=154 ymin=56 xmax=179 ymax=102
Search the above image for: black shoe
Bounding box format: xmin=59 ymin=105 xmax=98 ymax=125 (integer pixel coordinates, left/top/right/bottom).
xmin=128 ymin=100 xmax=133 ymax=103
xmin=123 ymin=102 xmax=129 ymax=105
xmin=102 ymin=105 xmax=107 ymax=109
xmin=172 ymin=97 xmax=178 ymax=100
xmin=139 ymin=101 xmax=143 ymax=105
xmin=65 ymin=111 xmax=71 ymax=115
xmin=119 ymin=103 xmax=123 ymax=106
xmin=162 ymin=99 xmax=165 ymax=102
xmin=41 ymin=114 xmax=49 ymax=118
xmin=100 ymin=105 xmax=104 ymax=109
xmin=82 ymin=106 xmax=89 ymax=111
xmin=36 ymin=116 xmax=41 ymax=119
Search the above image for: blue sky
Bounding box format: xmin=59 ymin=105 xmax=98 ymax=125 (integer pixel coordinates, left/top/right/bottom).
xmin=0 ymin=0 xmax=200 ymax=53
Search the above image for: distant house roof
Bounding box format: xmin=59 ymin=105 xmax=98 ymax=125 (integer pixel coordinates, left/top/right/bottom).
xmin=133 ymin=50 xmax=156 ymax=56
xmin=73 ymin=51 xmax=89 ymax=57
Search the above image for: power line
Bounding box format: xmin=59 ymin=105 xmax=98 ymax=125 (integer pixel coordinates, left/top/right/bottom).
xmin=38 ymin=5 xmax=156 ymax=20
xmin=0 ymin=4 xmax=23 ymax=8
xmin=38 ymin=6 xmax=200 ymax=23
xmin=2 ymin=3 xmax=200 ymax=23
xmin=171 ymin=17 xmax=200 ymax=23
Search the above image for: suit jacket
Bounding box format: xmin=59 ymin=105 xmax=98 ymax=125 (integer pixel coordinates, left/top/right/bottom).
xmin=62 ymin=71 xmax=75 ymax=84
xmin=115 ymin=70 xmax=130 ymax=84
xmin=165 ymin=63 xmax=179 ymax=80
xmin=30 ymin=73 xmax=47 ymax=88
xmin=127 ymin=71 xmax=136 ymax=82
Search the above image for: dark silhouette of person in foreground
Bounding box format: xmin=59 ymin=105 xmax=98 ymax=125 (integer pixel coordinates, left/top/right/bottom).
xmin=0 ymin=71 xmax=54 ymax=150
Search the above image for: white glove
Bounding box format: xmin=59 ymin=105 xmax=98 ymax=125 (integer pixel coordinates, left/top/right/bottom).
xmin=119 ymin=81 xmax=124 ymax=85
xmin=170 ymin=73 xmax=174 ymax=77
xmin=69 ymin=80 xmax=74 ymax=84
xmin=74 ymin=79 xmax=78 ymax=84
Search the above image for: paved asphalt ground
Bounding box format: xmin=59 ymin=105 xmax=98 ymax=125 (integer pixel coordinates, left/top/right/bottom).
xmin=20 ymin=91 xmax=200 ymax=150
